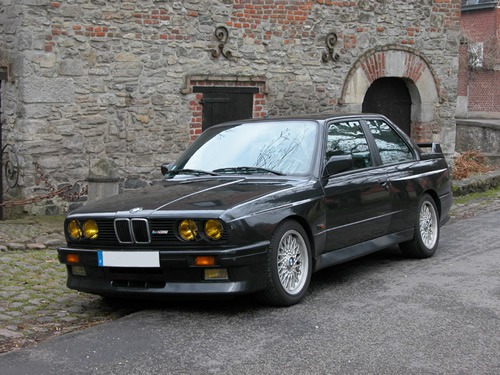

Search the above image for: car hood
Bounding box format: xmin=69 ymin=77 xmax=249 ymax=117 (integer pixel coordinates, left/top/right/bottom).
xmin=71 ymin=177 xmax=306 ymax=217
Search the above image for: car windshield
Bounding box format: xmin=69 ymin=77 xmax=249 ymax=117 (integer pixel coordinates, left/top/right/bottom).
xmin=170 ymin=121 xmax=318 ymax=177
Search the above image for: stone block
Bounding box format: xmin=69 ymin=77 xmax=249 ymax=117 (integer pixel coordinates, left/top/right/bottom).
xmin=59 ymin=59 xmax=85 ymax=76
xmin=22 ymin=78 xmax=75 ymax=104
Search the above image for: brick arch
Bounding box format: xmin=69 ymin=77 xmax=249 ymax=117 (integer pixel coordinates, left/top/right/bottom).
xmin=339 ymin=46 xmax=443 ymax=142
xmin=340 ymin=45 xmax=442 ymax=105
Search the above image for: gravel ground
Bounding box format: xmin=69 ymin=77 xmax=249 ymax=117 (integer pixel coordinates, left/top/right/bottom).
xmin=1 ymin=187 xmax=499 ymax=354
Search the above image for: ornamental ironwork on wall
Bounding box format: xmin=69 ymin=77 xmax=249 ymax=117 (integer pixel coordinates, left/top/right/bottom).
xmin=1 ymin=144 xmax=19 ymax=189
xmin=211 ymin=26 xmax=232 ymax=59
xmin=322 ymin=32 xmax=340 ymax=63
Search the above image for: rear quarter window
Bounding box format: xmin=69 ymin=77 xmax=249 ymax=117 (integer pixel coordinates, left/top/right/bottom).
xmin=366 ymin=120 xmax=414 ymax=164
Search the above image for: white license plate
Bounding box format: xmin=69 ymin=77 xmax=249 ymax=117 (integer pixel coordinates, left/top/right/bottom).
xmin=97 ymin=251 xmax=160 ymax=268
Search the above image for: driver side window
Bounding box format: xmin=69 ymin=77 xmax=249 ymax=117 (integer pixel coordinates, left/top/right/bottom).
xmin=326 ymin=121 xmax=373 ymax=170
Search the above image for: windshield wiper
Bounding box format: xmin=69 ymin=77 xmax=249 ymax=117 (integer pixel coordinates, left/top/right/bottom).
xmin=168 ymin=168 xmax=219 ymax=176
xmin=213 ymin=166 xmax=284 ymax=176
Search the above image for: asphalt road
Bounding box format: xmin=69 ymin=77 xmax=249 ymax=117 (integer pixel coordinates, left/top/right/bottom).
xmin=1 ymin=211 xmax=499 ymax=375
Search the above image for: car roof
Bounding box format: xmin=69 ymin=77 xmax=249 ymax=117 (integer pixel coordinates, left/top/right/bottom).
xmin=211 ymin=113 xmax=387 ymax=127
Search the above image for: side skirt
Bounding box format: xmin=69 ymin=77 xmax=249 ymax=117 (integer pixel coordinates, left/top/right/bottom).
xmin=313 ymin=229 xmax=414 ymax=272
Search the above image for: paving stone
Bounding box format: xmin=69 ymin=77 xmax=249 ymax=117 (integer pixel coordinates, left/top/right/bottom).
xmin=36 ymin=316 xmax=55 ymax=323
xmin=60 ymin=317 xmax=79 ymax=323
xmin=0 ymin=292 xmax=18 ymax=298
xmin=13 ymin=261 xmax=30 ymax=267
xmin=67 ymin=306 xmax=85 ymax=313
xmin=0 ymin=313 xmax=12 ymax=320
xmin=7 ymin=243 xmax=26 ymax=250
xmin=24 ymin=265 xmax=42 ymax=272
xmin=3 ymin=285 xmax=24 ymax=291
xmin=28 ymin=298 xmax=44 ymax=305
xmin=26 ymin=243 xmax=46 ymax=250
xmin=12 ymin=294 xmax=31 ymax=302
xmin=31 ymin=327 xmax=49 ymax=333
xmin=43 ymin=239 xmax=65 ymax=248
xmin=6 ymin=311 xmax=23 ymax=317
xmin=0 ymin=328 xmax=24 ymax=339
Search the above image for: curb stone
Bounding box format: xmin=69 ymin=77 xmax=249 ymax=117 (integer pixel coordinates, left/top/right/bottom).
xmin=452 ymin=168 xmax=500 ymax=196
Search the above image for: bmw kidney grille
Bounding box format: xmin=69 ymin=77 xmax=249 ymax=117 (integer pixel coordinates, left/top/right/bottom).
xmin=114 ymin=218 xmax=151 ymax=244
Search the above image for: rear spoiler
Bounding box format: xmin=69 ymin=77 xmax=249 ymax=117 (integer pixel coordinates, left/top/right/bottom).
xmin=417 ymin=142 xmax=443 ymax=154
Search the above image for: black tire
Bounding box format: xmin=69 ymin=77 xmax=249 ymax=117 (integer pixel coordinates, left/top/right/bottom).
xmin=400 ymin=194 xmax=440 ymax=258
xmin=257 ymin=220 xmax=312 ymax=306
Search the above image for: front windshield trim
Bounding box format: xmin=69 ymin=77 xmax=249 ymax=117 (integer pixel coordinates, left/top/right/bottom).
xmin=170 ymin=120 xmax=320 ymax=178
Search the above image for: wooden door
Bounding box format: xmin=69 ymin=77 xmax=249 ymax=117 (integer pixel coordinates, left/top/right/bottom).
xmin=362 ymin=77 xmax=412 ymax=136
xmin=194 ymin=87 xmax=258 ymax=131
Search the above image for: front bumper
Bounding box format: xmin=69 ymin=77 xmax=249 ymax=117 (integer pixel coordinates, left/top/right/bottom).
xmin=58 ymin=241 xmax=270 ymax=298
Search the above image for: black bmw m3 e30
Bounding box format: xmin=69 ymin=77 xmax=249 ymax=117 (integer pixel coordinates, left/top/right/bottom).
xmin=58 ymin=114 xmax=452 ymax=306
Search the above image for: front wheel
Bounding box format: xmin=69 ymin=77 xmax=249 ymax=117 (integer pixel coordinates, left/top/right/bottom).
xmin=257 ymin=221 xmax=312 ymax=306
xmin=400 ymin=194 xmax=440 ymax=258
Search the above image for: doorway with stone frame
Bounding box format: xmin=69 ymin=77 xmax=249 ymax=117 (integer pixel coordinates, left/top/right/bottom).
xmin=340 ymin=47 xmax=447 ymax=150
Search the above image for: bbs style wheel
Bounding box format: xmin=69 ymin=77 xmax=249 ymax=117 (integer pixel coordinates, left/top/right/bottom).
xmin=258 ymin=220 xmax=312 ymax=306
xmin=400 ymin=194 xmax=440 ymax=258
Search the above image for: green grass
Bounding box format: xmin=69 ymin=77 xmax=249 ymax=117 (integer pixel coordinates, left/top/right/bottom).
xmin=1 ymin=249 xmax=138 ymax=353
xmin=453 ymin=186 xmax=500 ymax=205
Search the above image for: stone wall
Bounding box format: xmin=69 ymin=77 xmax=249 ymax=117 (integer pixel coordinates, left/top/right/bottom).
xmin=456 ymin=119 xmax=500 ymax=165
xmin=0 ymin=0 xmax=462 ymax=216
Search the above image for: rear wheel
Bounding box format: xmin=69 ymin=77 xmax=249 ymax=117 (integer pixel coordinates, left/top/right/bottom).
xmin=257 ymin=221 xmax=312 ymax=306
xmin=400 ymin=194 xmax=440 ymax=258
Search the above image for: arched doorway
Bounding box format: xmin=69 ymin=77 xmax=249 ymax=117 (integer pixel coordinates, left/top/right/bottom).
xmin=362 ymin=77 xmax=411 ymax=135
xmin=339 ymin=47 xmax=452 ymax=154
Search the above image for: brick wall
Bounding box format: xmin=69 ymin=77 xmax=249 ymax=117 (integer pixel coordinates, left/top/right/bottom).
xmin=458 ymin=4 xmax=500 ymax=115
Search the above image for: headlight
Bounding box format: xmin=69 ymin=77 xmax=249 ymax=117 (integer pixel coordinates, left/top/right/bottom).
xmin=68 ymin=220 xmax=82 ymax=240
xmin=179 ymin=219 xmax=198 ymax=241
xmin=204 ymin=220 xmax=223 ymax=240
xmin=83 ymin=220 xmax=99 ymax=240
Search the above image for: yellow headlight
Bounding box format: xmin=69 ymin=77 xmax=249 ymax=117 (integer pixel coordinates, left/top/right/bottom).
xmin=83 ymin=220 xmax=99 ymax=240
xmin=179 ymin=219 xmax=197 ymax=241
xmin=204 ymin=220 xmax=223 ymax=240
xmin=68 ymin=220 xmax=82 ymax=240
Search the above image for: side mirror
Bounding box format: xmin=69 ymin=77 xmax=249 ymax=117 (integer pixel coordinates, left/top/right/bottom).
xmin=325 ymin=155 xmax=353 ymax=176
xmin=161 ymin=163 xmax=173 ymax=176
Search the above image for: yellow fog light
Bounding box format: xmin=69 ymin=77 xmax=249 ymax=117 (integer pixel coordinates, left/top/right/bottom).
xmin=68 ymin=220 xmax=82 ymax=240
xmin=204 ymin=268 xmax=228 ymax=280
xmin=204 ymin=220 xmax=223 ymax=240
xmin=83 ymin=220 xmax=99 ymax=240
xmin=179 ymin=219 xmax=197 ymax=241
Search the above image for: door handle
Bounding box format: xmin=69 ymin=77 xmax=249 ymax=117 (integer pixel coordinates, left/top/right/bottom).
xmin=378 ymin=179 xmax=389 ymax=189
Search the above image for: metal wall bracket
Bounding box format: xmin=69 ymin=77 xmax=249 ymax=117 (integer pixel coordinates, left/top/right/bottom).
xmin=211 ymin=26 xmax=232 ymax=59
xmin=321 ymin=32 xmax=340 ymax=63
xmin=1 ymin=144 xmax=19 ymax=189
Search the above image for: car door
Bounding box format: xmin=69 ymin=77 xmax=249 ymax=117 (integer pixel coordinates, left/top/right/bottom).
xmin=323 ymin=119 xmax=392 ymax=252
xmin=364 ymin=118 xmax=418 ymax=234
